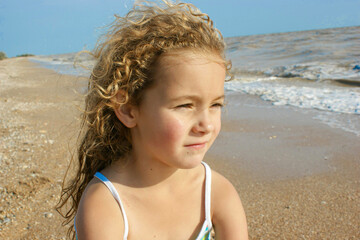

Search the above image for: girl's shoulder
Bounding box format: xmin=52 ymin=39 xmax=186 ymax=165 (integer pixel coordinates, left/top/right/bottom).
xmin=210 ymin=169 xmax=241 ymax=210
xmin=75 ymin=177 xmax=125 ymax=240
xmin=210 ymin=169 xmax=249 ymax=240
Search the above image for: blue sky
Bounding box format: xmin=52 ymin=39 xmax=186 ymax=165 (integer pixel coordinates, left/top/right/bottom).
xmin=1 ymin=0 xmax=359 ymax=57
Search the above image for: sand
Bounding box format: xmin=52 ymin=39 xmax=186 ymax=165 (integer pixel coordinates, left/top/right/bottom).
xmin=0 ymin=58 xmax=359 ymax=239
xmin=207 ymin=94 xmax=360 ymax=239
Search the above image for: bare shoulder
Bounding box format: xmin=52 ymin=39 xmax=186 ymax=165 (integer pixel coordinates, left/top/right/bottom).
xmin=75 ymin=177 xmax=124 ymax=240
xmin=211 ymin=170 xmax=249 ymax=240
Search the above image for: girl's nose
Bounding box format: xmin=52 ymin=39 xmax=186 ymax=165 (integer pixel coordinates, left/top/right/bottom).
xmin=192 ymin=111 xmax=214 ymax=134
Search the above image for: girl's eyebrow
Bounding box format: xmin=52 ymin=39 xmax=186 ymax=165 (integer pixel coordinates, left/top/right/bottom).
xmin=213 ymin=95 xmax=225 ymax=101
xmin=169 ymin=94 xmax=225 ymax=102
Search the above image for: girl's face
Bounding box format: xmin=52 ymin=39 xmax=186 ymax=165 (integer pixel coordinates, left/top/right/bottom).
xmin=131 ymin=51 xmax=226 ymax=169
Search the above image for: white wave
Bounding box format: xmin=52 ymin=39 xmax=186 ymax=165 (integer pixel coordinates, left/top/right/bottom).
xmin=225 ymin=80 xmax=360 ymax=115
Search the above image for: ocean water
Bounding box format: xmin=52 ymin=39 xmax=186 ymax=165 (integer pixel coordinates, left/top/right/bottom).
xmin=31 ymin=26 xmax=360 ymax=136
xmin=225 ymin=26 xmax=360 ymax=136
xmin=31 ymin=53 xmax=93 ymax=77
xmin=225 ymin=26 xmax=360 ymax=113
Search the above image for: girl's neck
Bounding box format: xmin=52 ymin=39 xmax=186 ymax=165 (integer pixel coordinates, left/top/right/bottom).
xmin=109 ymin=152 xmax=199 ymax=190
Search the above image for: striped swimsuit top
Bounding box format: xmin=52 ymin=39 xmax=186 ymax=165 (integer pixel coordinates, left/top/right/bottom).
xmin=75 ymin=162 xmax=213 ymax=240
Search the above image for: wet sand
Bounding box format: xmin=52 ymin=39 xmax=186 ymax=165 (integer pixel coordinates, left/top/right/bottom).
xmin=0 ymin=58 xmax=359 ymax=239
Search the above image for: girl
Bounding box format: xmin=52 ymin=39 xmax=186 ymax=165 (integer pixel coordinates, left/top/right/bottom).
xmin=57 ymin=1 xmax=248 ymax=239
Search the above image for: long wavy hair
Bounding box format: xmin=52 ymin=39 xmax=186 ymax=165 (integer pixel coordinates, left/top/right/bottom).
xmin=56 ymin=0 xmax=231 ymax=238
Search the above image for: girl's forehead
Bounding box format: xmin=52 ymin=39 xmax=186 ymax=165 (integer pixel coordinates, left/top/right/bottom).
xmin=152 ymin=50 xmax=226 ymax=81
xmin=141 ymin=50 xmax=226 ymax=105
xmin=150 ymin=51 xmax=226 ymax=89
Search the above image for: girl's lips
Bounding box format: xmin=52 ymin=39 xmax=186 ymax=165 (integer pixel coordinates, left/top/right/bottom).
xmin=184 ymin=142 xmax=207 ymax=150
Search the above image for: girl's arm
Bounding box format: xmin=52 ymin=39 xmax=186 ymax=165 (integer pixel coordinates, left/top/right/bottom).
xmin=211 ymin=171 xmax=249 ymax=240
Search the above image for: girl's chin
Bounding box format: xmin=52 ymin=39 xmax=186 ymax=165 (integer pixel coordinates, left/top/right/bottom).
xmin=177 ymin=157 xmax=205 ymax=169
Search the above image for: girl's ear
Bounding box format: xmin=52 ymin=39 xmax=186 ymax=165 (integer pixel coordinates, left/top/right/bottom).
xmin=113 ymin=92 xmax=138 ymax=128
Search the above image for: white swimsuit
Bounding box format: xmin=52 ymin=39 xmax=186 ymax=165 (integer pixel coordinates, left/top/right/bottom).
xmin=75 ymin=162 xmax=213 ymax=240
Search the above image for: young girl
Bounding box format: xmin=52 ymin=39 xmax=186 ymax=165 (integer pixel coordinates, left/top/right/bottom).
xmin=57 ymin=1 xmax=248 ymax=239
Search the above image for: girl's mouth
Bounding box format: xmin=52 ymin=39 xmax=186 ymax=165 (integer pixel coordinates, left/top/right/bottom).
xmin=184 ymin=142 xmax=207 ymax=150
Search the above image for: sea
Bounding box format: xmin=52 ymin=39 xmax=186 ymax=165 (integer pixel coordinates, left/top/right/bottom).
xmin=31 ymin=26 xmax=360 ymax=136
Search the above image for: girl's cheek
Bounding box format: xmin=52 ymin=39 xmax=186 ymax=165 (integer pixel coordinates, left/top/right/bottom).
xmin=213 ymin=117 xmax=222 ymax=137
xmin=161 ymin=116 xmax=186 ymax=141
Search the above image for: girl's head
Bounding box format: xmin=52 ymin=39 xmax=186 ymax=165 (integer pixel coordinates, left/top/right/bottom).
xmin=84 ymin=0 xmax=230 ymax=171
xmin=58 ymin=1 xmax=230 ymax=237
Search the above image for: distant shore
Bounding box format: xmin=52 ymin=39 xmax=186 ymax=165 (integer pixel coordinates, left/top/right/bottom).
xmin=0 ymin=58 xmax=359 ymax=239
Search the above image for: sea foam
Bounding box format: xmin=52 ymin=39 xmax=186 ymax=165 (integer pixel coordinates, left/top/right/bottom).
xmin=225 ymin=80 xmax=360 ymax=115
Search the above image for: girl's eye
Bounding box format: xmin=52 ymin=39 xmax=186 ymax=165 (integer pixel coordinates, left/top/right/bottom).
xmin=176 ymin=103 xmax=193 ymax=109
xmin=211 ymin=103 xmax=224 ymax=108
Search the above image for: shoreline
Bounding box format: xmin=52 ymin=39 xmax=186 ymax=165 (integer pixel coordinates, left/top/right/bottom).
xmin=208 ymin=92 xmax=360 ymax=180
xmin=0 ymin=58 xmax=359 ymax=239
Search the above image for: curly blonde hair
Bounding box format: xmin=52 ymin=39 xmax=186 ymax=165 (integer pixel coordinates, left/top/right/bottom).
xmin=57 ymin=0 xmax=231 ymax=238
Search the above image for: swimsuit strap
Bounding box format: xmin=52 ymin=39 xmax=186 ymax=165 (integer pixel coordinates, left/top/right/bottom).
xmin=94 ymin=172 xmax=129 ymax=240
xmin=195 ymin=162 xmax=212 ymax=240
xmin=202 ymin=162 xmax=212 ymax=228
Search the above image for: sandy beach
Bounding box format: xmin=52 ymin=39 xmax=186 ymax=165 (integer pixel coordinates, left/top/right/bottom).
xmin=0 ymin=58 xmax=359 ymax=239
